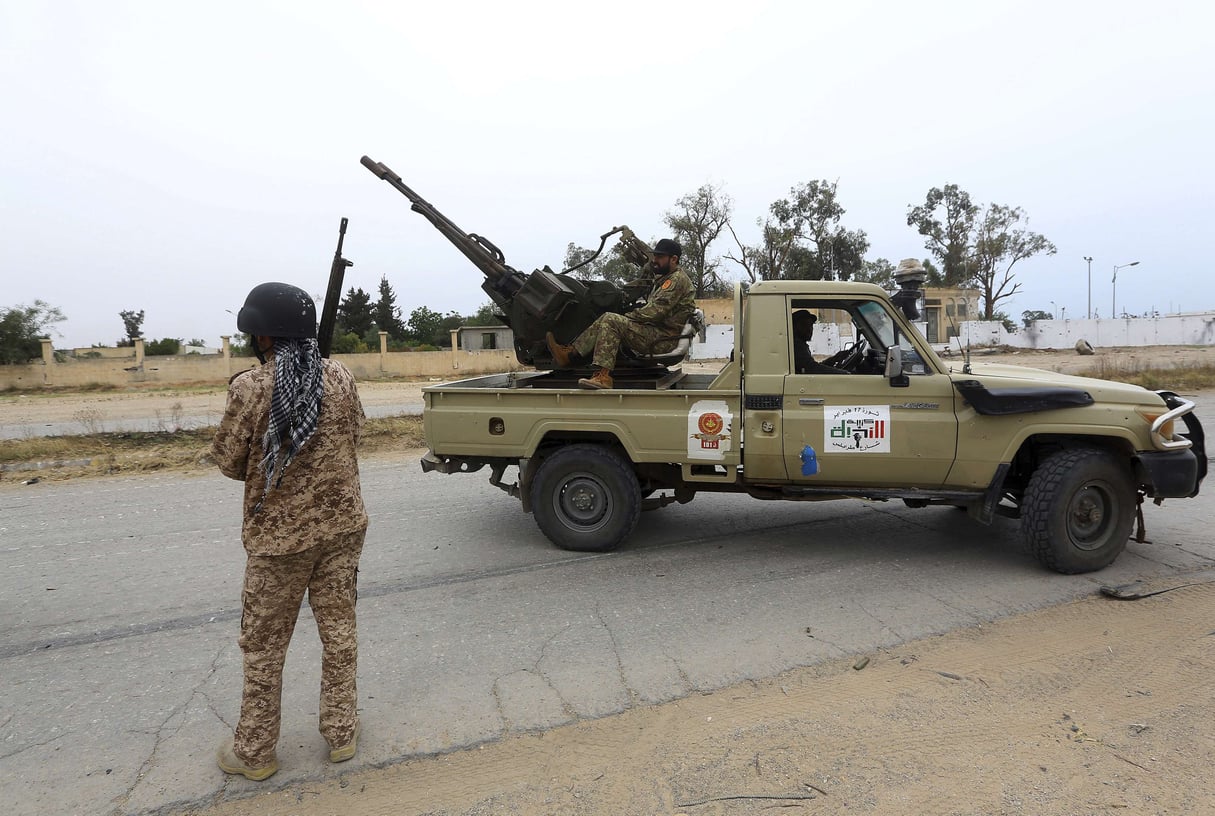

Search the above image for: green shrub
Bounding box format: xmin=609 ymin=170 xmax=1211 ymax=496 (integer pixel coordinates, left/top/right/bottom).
xmin=145 ymin=338 xmax=182 ymax=356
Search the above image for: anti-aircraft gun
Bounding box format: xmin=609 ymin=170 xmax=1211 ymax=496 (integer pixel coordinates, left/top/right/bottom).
xmin=360 ymin=155 xmax=664 ymax=371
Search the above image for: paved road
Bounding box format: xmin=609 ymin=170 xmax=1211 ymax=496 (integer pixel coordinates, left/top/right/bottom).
xmin=3 ymin=455 xmax=1213 ymax=815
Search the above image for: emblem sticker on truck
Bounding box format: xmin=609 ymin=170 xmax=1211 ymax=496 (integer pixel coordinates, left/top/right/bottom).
xmin=688 ymin=400 xmax=733 ymax=460
xmin=826 ymin=405 xmax=891 ymax=453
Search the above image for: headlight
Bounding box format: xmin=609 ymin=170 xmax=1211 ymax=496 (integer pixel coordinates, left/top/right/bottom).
xmin=1136 ymin=407 xmax=1175 ymax=440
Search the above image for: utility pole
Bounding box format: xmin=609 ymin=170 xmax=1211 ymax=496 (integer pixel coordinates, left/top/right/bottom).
xmin=1084 ymin=256 xmax=1093 ymax=318
xmin=1112 ymin=261 xmax=1140 ymax=319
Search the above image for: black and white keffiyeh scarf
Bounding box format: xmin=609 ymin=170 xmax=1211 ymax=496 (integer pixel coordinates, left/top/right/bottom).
xmin=257 ymin=337 xmax=324 ymax=509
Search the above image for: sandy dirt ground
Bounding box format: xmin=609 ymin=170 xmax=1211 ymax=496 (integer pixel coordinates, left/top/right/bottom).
xmin=191 ymin=576 xmax=1215 ymax=816
xmin=2 ymin=346 xmax=1214 ymax=434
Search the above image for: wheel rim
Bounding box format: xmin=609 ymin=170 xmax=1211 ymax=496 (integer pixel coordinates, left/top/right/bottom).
xmin=1066 ymin=482 xmax=1117 ymax=550
xmin=553 ymin=472 xmax=613 ymax=533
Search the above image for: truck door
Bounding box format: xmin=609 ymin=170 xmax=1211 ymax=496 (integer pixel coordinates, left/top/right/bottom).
xmin=781 ymin=298 xmax=959 ymax=487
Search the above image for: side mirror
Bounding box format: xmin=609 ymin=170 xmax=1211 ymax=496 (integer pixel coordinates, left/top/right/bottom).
xmin=884 ymin=345 xmax=902 ymax=378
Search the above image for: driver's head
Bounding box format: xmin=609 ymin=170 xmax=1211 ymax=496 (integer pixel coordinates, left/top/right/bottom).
xmin=792 ymin=310 xmax=817 ymax=340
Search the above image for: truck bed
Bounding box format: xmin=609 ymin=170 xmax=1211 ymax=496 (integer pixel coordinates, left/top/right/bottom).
xmin=422 ymin=366 xmax=742 ymax=465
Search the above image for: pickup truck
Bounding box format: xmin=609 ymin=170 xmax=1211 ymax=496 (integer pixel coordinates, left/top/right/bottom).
xmin=420 ymin=281 xmax=1205 ymax=574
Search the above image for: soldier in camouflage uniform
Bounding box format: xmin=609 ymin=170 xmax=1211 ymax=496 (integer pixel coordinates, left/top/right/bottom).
xmin=547 ymin=238 xmax=696 ymax=389
xmin=211 ymin=282 xmax=368 ymax=781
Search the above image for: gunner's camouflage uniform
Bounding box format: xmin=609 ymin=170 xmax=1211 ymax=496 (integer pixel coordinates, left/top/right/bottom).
xmin=212 ymin=358 xmax=368 ymax=768
xmin=571 ymin=264 xmax=696 ymax=369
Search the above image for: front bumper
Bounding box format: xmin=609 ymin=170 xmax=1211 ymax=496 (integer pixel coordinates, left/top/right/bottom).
xmin=1142 ymin=391 xmax=1206 ymax=497
xmin=1137 ymin=449 xmax=1201 ymax=498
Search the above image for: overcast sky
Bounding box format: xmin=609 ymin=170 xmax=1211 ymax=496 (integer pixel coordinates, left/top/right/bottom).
xmin=3 ymin=0 xmax=1212 ymax=348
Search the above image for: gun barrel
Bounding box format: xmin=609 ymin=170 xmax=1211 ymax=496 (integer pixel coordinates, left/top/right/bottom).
xmin=361 ymin=156 xmax=516 ymax=286
xmin=317 ymin=217 xmax=353 ymax=358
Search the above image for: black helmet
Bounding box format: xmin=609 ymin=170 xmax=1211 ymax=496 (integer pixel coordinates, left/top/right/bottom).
xmin=652 ymin=238 xmax=682 ymax=258
xmin=237 ymin=282 xmax=317 ymax=339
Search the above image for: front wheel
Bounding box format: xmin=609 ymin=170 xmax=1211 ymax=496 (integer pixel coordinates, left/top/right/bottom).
xmin=1021 ymin=448 xmax=1136 ymax=574
xmin=532 ymin=444 xmax=642 ymax=552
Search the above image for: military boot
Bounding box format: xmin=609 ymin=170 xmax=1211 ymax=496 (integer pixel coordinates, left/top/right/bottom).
xmin=217 ymin=740 xmax=279 ymax=781
xmin=545 ymin=332 xmax=575 ymax=368
xmin=329 ymin=721 xmax=361 ymax=763
xmin=577 ymin=369 xmax=614 ymax=390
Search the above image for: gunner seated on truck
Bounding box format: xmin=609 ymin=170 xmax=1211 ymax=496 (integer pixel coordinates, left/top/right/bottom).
xmin=546 ymin=238 xmax=696 ymax=390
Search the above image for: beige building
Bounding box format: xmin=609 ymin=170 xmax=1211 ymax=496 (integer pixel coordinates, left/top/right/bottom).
xmin=921 ymin=287 xmax=982 ymax=343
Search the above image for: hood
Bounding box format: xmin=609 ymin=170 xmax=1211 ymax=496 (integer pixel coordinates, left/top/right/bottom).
xmin=946 ymin=361 xmax=1164 ymax=407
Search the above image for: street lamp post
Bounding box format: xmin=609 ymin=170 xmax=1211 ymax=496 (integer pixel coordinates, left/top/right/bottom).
xmin=1084 ymin=256 xmax=1093 ymax=319
xmin=1112 ymin=261 xmax=1140 ymax=318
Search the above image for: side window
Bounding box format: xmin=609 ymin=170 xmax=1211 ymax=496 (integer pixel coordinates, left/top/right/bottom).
xmin=787 ymin=300 xmax=854 ymax=376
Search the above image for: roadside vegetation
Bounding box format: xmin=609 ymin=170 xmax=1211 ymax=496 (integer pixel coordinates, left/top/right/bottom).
xmin=0 ymin=415 xmax=425 ymax=481
xmin=1077 ymin=360 xmax=1215 ymax=391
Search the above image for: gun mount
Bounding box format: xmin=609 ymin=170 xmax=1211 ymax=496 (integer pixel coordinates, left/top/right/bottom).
xmin=361 ymin=155 xmax=661 ymax=371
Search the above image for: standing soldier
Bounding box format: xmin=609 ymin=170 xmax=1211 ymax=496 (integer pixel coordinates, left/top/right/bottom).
xmin=546 ymin=238 xmax=696 ymax=389
xmin=211 ymin=282 xmax=368 ymax=781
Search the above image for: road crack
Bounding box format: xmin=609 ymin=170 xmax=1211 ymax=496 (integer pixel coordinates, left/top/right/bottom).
xmin=109 ymin=640 xmax=228 ymax=814
xmin=593 ymin=603 xmax=639 ymax=706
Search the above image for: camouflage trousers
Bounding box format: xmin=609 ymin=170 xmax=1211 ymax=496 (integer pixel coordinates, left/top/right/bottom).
xmin=572 ymin=313 xmax=679 ymax=370
xmin=233 ymin=528 xmax=366 ymax=767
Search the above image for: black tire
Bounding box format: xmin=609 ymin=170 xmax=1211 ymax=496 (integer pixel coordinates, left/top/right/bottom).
xmin=532 ymin=444 xmax=642 ymax=553
xmin=1021 ymin=448 xmax=1136 ymax=574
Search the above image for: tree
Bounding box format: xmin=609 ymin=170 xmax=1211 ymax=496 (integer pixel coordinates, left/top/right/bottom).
xmin=406 ymin=305 xmax=444 ymax=346
xmin=436 ymin=311 xmax=465 ymax=348
xmin=563 ymin=242 xmax=637 ymax=285
xmin=852 ymin=257 xmax=897 ymax=289
xmin=465 ymin=302 xmax=505 ymax=327
xmin=0 ymin=300 xmax=66 ymax=364
xmin=336 ymin=287 xmax=374 ymax=339
xmin=906 ymin=185 xmax=980 ymax=287
xmin=664 ymin=183 xmax=734 ymax=298
xmin=971 ymin=204 xmax=1057 ymax=320
xmin=373 ymin=276 xmax=407 ymax=339
xmin=1021 ymin=309 xmax=1053 ymax=328
xmin=145 ymin=337 xmax=182 ymax=355
xmin=726 ymin=180 xmax=868 ymax=284
xmin=119 ymin=309 xmax=145 ymax=346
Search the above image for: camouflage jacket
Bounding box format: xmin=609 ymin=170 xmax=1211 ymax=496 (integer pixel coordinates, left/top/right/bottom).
xmin=211 ymin=358 xmax=368 ymax=556
xmin=626 ymin=265 xmax=696 ymax=335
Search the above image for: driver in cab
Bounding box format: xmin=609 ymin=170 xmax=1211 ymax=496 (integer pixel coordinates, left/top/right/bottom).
xmin=792 ymin=310 xmax=840 ymax=375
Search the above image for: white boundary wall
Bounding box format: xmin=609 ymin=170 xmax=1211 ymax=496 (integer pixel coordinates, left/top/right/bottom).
xmin=951 ymin=313 xmax=1215 ymax=350
xmin=691 ymin=312 xmax=1215 ymax=361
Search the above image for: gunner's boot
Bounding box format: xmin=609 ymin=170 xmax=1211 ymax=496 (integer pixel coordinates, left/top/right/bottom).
xmin=545 ymin=332 xmax=575 ymax=368
xmin=577 ymin=369 xmax=614 ymax=390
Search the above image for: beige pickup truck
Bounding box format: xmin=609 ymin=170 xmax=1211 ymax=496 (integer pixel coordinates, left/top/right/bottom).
xmin=421 ymin=281 xmax=1204 ymax=574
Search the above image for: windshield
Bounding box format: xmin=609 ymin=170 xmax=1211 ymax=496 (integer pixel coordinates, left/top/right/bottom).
xmin=857 ymin=301 xmax=895 ymax=348
xmin=855 ymin=300 xmax=930 ymax=375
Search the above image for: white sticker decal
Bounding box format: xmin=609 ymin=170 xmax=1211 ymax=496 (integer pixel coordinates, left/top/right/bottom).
xmin=825 ymin=405 xmax=891 ymax=453
xmin=688 ymin=400 xmax=733 ymax=461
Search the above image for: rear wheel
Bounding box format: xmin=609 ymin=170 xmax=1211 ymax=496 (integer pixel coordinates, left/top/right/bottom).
xmin=532 ymin=444 xmax=641 ymax=552
xmin=1021 ymin=448 xmax=1136 ymax=574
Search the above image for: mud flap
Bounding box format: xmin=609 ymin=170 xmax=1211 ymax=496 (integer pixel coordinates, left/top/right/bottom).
xmin=1134 ymin=493 xmax=1149 ymax=544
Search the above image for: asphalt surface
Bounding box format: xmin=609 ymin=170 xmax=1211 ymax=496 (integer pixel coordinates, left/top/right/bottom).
xmin=3 ymin=454 xmax=1214 ymax=815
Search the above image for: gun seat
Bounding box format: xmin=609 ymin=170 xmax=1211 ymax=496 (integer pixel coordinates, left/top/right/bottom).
xmin=631 ymin=309 xmax=705 ymax=366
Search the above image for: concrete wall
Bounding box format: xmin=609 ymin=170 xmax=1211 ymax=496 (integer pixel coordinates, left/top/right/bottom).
xmin=949 ymin=313 xmax=1215 ymax=351
xmin=0 ymin=341 xmax=525 ymax=390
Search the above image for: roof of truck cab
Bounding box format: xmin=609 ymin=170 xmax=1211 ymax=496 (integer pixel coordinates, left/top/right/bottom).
xmin=746 ymin=281 xmax=891 ymax=297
